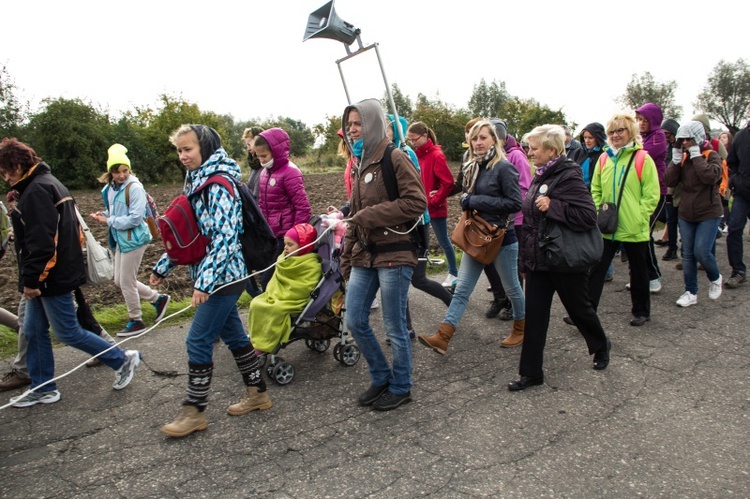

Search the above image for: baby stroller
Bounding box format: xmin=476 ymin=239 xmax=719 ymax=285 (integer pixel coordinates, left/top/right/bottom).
xmin=260 ymin=214 xmax=360 ymax=385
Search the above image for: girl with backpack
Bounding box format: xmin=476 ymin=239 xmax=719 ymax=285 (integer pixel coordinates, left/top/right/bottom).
xmin=90 ymin=144 xmax=170 ymax=337
xmin=151 ymin=125 xmax=272 ymax=438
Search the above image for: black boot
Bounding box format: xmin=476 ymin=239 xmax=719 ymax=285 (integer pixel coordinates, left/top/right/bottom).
xmin=486 ymin=298 xmax=510 ymax=318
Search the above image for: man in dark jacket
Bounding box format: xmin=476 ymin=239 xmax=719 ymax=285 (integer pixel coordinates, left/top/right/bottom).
xmin=725 ymin=106 xmax=750 ymax=288
xmin=0 ymin=138 xmax=141 ymax=408
xmin=659 ymin=118 xmax=681 ymax=261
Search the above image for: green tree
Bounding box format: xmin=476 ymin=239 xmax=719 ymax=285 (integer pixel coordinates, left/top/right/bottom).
xmin=468 ymin=79 xmax=511 ymax=119
xmin=260 ymin=117 xmax=314 ymax=158
xmin=502 ymin=97 xmax=568 ymax=139
xmin=25 ymin=98 xmax=111 ymax=189
xmin=312 ymin=115 xmax=343 ymax=156
xmin=413 ymin=94 xmax=471 ymax=161
xmin=695 ymin=59 xmax=750 ymax=134
xmin=616 ymin=71 xmax=682 ymax=118
xmin=0 ymin=65 xmax=28 ymax=139
xmin=381 ymin=83 xmax=413 ymax=122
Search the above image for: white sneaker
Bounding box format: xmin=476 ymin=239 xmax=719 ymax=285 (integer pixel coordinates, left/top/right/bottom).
xmin=442 ymin=273 xmax=458 ymax=288
xmin=676 ymin=291 xmax=698 ymax=307
xmin=11 ymin=389 xmax=61 ymax=408
xmin=370 ymin=299 xmax=379 ymax=309
xmin=625 ymin=282 xmax=630 ymax=290
xmin=650 ymin=278 xmax=662 ymax=293
xmin=708 ymin=275 xmax=723 ymax=300
xmin=113 ymin=350 xmax=141 ymax=390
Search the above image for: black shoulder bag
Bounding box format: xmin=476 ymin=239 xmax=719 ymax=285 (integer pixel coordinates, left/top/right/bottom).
xmin=596 ymin=152 xmax=636 ymax=234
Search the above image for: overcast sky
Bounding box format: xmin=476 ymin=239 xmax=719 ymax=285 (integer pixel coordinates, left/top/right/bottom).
xmin=3 ymin=0 xmax=748 ymax=135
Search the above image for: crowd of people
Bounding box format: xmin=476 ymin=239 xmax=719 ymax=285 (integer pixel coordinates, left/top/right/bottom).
xmin=1 ymin=99 xmax=748 ymax=437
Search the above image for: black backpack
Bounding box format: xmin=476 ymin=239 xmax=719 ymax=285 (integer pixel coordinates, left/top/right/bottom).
xmin=200 ymin=174 xmax=277 ymax=271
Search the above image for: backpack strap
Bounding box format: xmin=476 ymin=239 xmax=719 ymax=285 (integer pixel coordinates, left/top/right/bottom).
xmin=600 ymin=149 xmax=647 ymax=182
xmin=125 ymin=182 xmax=132 ymax=207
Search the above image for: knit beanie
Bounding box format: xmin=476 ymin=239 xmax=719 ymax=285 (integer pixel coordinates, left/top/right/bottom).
xmin=284 ymin=223 xmax=317 ymax=255
xmin=660 ymin=118 xmax=680 ymax=136
xmin=490 ymin=118 xmax=508 ymax=142
xmin=675 ymin=121 xmax=706 ymax=144
xmin=106 ymin=144 xmax=131 ymax=170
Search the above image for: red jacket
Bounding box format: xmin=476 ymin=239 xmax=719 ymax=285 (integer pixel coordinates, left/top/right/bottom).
xmin=415 ymin=139 xmax=454 ymax=218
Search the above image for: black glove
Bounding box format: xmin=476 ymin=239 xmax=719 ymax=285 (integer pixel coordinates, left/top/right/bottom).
xmin=460 ymin=193 xmax=472 ymax=211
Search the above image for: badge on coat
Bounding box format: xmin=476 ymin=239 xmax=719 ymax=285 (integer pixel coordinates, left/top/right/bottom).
xmin=269 ymin=178 xmax=277 ymax=187
xmin=539 ymin=184 xmax=548 ymax=195
xmin=364 ymin=173 xmax=373 ymax=184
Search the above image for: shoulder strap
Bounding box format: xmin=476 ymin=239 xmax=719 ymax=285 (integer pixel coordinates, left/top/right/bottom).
xmin=634 ymin=149 xmax=647 ymax=181
xmin=599 ymin=152 xmax=609 ymax=172
xmin=125 ymin=182 xmax=132 ymax=207
xmin=194 ymin=174 xmax=236 ymax=197
xmin=380 ymin=144 xmax=398 ymax=201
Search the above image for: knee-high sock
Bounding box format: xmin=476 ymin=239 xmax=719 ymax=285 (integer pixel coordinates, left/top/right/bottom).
xmin=231 ymin=345 xmax=266 ymax=392
xmin=184 ymin=362 xmax=213 ymax=412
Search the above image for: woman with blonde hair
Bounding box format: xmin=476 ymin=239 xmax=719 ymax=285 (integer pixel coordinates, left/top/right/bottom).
xmin=509 ymin=125 xmax=609 ymax=391
xmin=418 ymin=120 xmax=525 ymax=355
xmin=587 ymin=114 xmax=660 ymax=326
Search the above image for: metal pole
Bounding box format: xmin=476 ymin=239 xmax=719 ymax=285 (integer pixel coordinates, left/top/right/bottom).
xmin=336 ymin=60 xmax=352 ymax=105
xmin=373 ymin=43 xmax=405 ymax=148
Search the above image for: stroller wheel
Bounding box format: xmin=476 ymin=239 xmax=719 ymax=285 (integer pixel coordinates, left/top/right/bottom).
xmin=256 ymin=353 xmax=267 ymax=368
xmin=313 ymin=339 xmax=330 ymax=352
xmin=305 ymin=339 xmax=315 ymax=350
xmin=339 ymin=344 xmax=361 ymax=367
xmin=266 ymin=356 xmax=282 ymax=378
xmin=273 ymin=361 xmax=295 ymax=385
xmin=333 ymin=343 xmax=342 ymax=362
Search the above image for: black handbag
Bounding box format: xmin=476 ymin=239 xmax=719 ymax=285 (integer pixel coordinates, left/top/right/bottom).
xmin=538 ymin=174 xmax=603 ymax=273
xmin=596 ymin=151 xmax=636 ymax=234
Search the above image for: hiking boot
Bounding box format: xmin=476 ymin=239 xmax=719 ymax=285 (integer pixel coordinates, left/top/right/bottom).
xmin=11 ymin=389 xmax=61 ymax=408
xmin=116 ymin=320 xmax=146 ymax=337
xmin=725 ymin=272 xmax=746 ymax=288
xmin=708 ymin=275 xmax=723 ymax=300
xmin=85 ymin=357 xmax=103 ymax=368
xmin=417 ymin=323 xmax=456 ymax=355
xmin=500 ymin=319 xmax=524 ymax=348
xmin=358 ymin=383 xmax=389 ymax=406
xmin=485 ymin=298 xmax=507 ymax=318
xmin=161 ymin=405 xmax=208 ymax=437
xmin=372 ymin=390 xmax=411 ymax=411
xmin=113 ymin=350 xmax=141 ymax=390
xmin=226 ymin=386 xmax=273 ymax=416
xmin=676 ymin=291 xmax=698 ymax=308
xmin=662 ymin=249 xmax=678 ymax=261
xmin=0 ymin=370 xmax=31 ymax=391
xmin=152 ymin=294 xmax=171 ymax=322
xmin=675 ymin=261 xmax=683 ymax=270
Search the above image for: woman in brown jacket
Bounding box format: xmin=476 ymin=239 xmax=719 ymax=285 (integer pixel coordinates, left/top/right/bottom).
xmin=665 ymin=121 xmax=724 ymax=307
xmin=341 ymin=99 xmax=427 ymax=412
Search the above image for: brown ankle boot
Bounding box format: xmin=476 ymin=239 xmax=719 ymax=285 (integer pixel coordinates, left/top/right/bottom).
xmin=161 ymin=405 xmax=208 ymax=437
xmin=417 ymin=323 xmax=456 ymax=355
xmin=227 ymin=386 xmax=273 ymax=416
xmin=501 ymin=319 xmax=525 ymax=348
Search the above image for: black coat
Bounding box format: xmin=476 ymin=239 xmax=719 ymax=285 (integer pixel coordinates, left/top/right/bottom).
xmin=728 ymin=124 xmax=750 ymax=201
xmin=11 ymin=162 xmax=86 ymax=295
xmin=521 ymin=157 xmax=597 ymax=273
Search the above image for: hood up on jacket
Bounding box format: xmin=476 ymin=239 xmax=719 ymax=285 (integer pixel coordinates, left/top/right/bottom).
xmin=386 ymin=114 xmax=409 ymax=149
xmin=343 ymin=98 xmax=387 ymax=171
xmin=636 ymin=103 xmax=664 ymax=135
xmin=504 ymin=134 xmax=524 ymax=154
xmin=258 ymin=128 xmax=291 ymax=172
xmin=579 ymin=122 xmax=607 ymax=149
xmin=676 ymin=121 xmax=707 ymax=145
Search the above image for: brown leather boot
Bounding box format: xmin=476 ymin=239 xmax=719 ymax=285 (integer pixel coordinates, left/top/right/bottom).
xmin=417 ymin=323 xmax=456 ymax=355
xmin=161 ymin=405 xmax=208 ymax=437
xmin=501 ymin=319 xmax=525 ymax=348
xmin=227 ymin=386 xmax=273 ymax=416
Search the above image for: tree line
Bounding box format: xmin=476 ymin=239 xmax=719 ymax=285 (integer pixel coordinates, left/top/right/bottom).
xmin=1 ymin=59 xmax=748 ymax=190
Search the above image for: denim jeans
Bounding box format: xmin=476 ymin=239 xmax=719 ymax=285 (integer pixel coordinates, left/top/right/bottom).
xmin=445 ymin=242 xmax=525 ymax=326
xmin=186 ymin=293 xmax=249 ymax=365
xmin=727 ymin=194 xmax=750 ymax=275
xmin=430 ymin=218 xmax=458 ymax=276
xmin=25 ymin=293 xmax=126 ymax=392
xmin=679 ymin=217 xmax=721 ymax=293
xmin=345 ymin=265 xmax=413 ymax=395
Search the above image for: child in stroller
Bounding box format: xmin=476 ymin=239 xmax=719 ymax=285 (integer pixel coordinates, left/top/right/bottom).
xmin=250 ymin=216 xmax=360 ymax=385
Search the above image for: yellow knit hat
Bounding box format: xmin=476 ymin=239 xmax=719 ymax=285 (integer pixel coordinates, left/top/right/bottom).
xmin=106 ymin=144 xmax=131 ymax=170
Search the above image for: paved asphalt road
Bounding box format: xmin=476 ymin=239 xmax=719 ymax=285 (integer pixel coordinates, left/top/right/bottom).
xmin=1 ymin=239 xmax=748 ymax=498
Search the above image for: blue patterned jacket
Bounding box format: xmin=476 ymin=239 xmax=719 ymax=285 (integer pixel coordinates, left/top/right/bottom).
xmin=154 ymin=148 xmax=247 ymax=293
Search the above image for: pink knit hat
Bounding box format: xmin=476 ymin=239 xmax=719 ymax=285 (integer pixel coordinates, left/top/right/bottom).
xmin=284 ymin=223 xmax=317 ymax=255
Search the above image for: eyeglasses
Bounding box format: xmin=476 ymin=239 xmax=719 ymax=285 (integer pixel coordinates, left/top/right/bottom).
xmin=607 ymin=127 xmax=627 ymax=136
xmin=407 ymin=135 xmax=424 ymax=144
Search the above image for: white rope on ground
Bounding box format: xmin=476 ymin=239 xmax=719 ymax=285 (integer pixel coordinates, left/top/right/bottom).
xmin=0 ymin=218 xmax=349 ymax=412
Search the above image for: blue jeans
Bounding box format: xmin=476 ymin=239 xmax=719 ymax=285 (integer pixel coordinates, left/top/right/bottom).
xmin=186 ymin=293 xmax=249 ymax=365
xmin=679 ymin=217 xmax=721 ymax=294
xmin=445 ymin=242 xmax=525 ymax=326
xmin=25 ymin=293 xmax=126 ymax=392
xmin=430 ymin=218 xmax=458 ymax=276
xmin=345 ymin=265 xmax=413 ymax=394
xmin=727 ymin=195 xmax=750 ymax=275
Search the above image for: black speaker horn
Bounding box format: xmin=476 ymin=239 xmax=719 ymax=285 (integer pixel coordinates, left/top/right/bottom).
xmin=303 ymin=1 xmax=360 ymax=45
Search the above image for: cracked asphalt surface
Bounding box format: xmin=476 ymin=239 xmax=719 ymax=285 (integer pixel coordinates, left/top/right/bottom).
xmin=1 ymin=246 xmax=748 ymax=498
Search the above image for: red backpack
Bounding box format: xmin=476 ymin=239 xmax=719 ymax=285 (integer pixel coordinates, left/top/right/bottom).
xmin=158 ymin=179 xmax=225 ymax=265
xmin=598 ymin=149 xmax=648 ymax=180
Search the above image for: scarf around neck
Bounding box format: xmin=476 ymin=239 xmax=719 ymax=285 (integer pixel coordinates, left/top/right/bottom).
xmin=462 ymin=146 xmax=497 ymax=194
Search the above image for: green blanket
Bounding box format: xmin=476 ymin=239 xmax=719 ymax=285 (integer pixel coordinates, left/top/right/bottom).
xmin=249 ymin=252 xmax=322 ymax=352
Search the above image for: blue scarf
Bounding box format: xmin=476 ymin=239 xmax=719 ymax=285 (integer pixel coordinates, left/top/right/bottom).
xmin=351 ymin=139 xmax=364 ymax=158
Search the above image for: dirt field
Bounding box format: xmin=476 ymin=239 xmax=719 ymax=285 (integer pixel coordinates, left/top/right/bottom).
xmin=1 ymin=168 xmax=461 ymax=314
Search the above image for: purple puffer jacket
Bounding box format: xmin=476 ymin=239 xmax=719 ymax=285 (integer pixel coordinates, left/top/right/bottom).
xmin=504 ymin=135 xmax=532 ymax=227
xmin=637 ymin=103 xmax=668 ymax=195
xmin=258 ymin=128 xmax=312 ymax=237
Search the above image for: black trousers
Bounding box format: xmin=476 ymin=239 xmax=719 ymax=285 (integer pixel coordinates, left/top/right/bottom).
xmin=518 ymin=270 xmax=608 ymax=378
xmin=589 ymin=238 xmax=651 ymax=318
xmin=646 ymin=195 xmax=666 ymax=280
xmin=406 ymin=258 xmax=452 ymax=330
